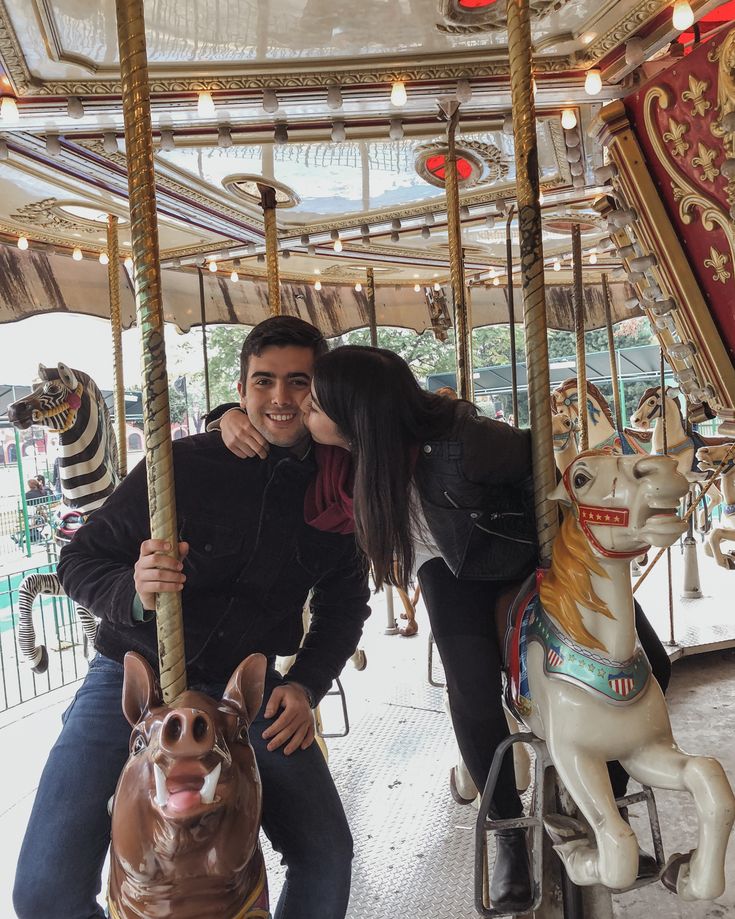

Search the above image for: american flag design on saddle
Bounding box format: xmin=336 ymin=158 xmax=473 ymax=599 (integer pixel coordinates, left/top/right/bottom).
xmin=608 ymin=671 xmax=636 ymax=698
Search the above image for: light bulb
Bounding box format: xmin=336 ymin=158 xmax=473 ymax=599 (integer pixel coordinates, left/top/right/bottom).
xmin=17 ymin=235 xmax=28 ymax=250
xmin=124 ymin=256 xmax=133 ymax=271
xmin=421 ymin=226 xmax=431 ymax=239
xmin=197 ymin=91 xmax=216 ymax=118
xmin=99 ymin=252 xmax=109 ymax=265
xmin=493 ymin=276 xmax=500 ymax=286
xmin=159 ymin=130 xmax=175 ymax=151
xmin=539 ymin=191 xmax=545 ymax=205
xmin=103 ymin=132 xmax=118 ymax=155
xmin=331 ymin=120 xmax=346 ymax=143
xmin=672 ymin=0 xmax=694 ymax=31
xmin=67 ymin=96 xmax=84 ymax=119
xmin=327 ymin=85 xmax=343 ymax=110
xmin=456 ymin=79 xmax=473 ymax=103
xmin=532 ymin=77 xmax=538 ymax=98
xmin=72 ymin=247 xmax=83 ymax=261
xmin=553 ymin=259 xmax=561 ymax=272
xmin=584 ymin=69 xmax=602 ymax=96
xmin=230 ymin=270 xmax=239 ymax=282
xmin=208 ymin=259 xmax=218 ymax=272
xmin=0 ymin=96 xmax=19 ymax=123
xmin=46 ymin=134 xmax=61 ymax=156
xmin=502 ymin=113 xmax=514 ymax=135
xmin=217 ymin=126 xmax=233 ymax=148
xmin=315 ymin=280 xmax=322 ymax=290
xmin=355 ymin=282 xmax=362 ymax=292
xmin=589 ymin=252 xmax=598 ymax=264
xmin=414 ymin=283 xmax=421 ymax=292
xmin=389 ymin=118 xmax=404 ymax=141
xmin=561 ymin=108 xmax=577 ymax=130
xmin=274 ymin=123 xmax=289 ymax=145
xmin=333 ymin=239 xmax=343 ymax=253
xmin=391 ymin=81 xmax=407 ymax=107
xmin=433 ymin=282 xmax=441 ymax=291
xmin=262 ymin=89 xmax=279 ymax=114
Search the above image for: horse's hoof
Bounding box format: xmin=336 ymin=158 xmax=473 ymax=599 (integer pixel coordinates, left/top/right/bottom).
xmin=661 ymin=851 xmax=692 ymax=894
xmin=352 ymin=650 xmax=367 ymax=671
xmin=32 ymin=646 xmax=49 ymax=675
xmin=543 ymin=814 xmax=588 ymax=846
xmin=449 ymin=767 xmax=476 ymax=805
xmin=399 ymin=621 xmax=418 ymax=637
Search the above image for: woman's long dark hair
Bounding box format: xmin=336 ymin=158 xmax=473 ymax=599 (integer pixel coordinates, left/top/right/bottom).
xmin=313 ymin=346 xmax=460 ymax=589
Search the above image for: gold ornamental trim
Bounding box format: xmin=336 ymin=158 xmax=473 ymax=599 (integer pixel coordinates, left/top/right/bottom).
xmin=662 ymin=118 xmax=690 ymax=158
xmin=691 ymin=141 xmax=720 ymax=183
xmin=578 ymin=0 xmax=669 ymax=68
xmin=704 ymin=246 xmax=731 ymax=283
xmin=682 ymin=75 xmax=711 ymax=118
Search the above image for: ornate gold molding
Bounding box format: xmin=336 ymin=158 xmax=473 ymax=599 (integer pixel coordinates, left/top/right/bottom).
xmin=578 ymin=0 xmax=667 ymax=68
xmin=662 ymin=117 xmax=689 ymax=157
xmin=704 ymin=246 xmax=730 ymax=283
xmin=682 ymin=74 xmax=711 ymax=118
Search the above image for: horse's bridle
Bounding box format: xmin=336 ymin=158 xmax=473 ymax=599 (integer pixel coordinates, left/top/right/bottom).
xmin=561 ymin=450 xmax=650 ymax=560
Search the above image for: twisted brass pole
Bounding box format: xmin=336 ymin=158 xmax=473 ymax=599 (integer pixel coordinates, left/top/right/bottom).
xmin=366 ymin=267 xmax=378 ymax=346
xmin=107 ymin=214 xmax=127 ymax=478
xmin=259 ymin=184 xmax=281 ymax=315
xmin=572 ymin=224 xmax=589 ymax=451
xmin=602 ymin=273 xmax=624 ymax=432
xmin=445 ymin=105 xmax=473 ymax=401
xmin=505 ymin=205 xmax=519 ymax=426
xmin=507 ymin=0 xmax=557 ymax=563
xmin=115 ymin=0 xmax=186 ymax=702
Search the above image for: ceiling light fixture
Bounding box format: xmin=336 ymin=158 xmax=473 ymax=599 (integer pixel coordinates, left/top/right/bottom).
xmin=197 ymin=91 xmax=216 ymax=118
xmin=159 ymin=130 xmax=175 ymax=151
xmin=0 ymin=95 xmax=19 ymax=124
xmin=433 ymin=282 xmax=441 ymax=291
xmin=485 ymin=215 xmax=495 ymax=229
xmin=315 ymin=279 xmax=322 ymax=290
xmin=327 ymin=84 xmax=343 ymax=110
xmin=421 ymin=226 xmax=431 ymax=239
xmin=561 ymin=108 xmax=577 ymax=130
xmin=390 ymin=231 xmax=400 ymax=243
xmin=281 ymin=249 xmax=291 ymax=259
xmin=456 ymin=79 xmax=473 ymax=103
xmin=230 ymin=270 xmax=239 ymax=282
xmin=355 ymin=282 xmax=362 ymax=292
xmin=389 ymin=118 xmax=404 ymax=141
xmin=584 ymin=69 xmax=602 ymax=96
xmin=307 ymin=244 xmax=316 ymax=256
xmin=625 ymin=37 xmax=646 ymax=67
xmin=493 ymin=276 xmax=500 ymax=286
xmin=391 ymin=81 xmax=407 ymax=107
xmin=46 ymin=134 xmax=61 ymax=156
xmin=274 ymin=123 xmax=289 ymax=145
xmin=67 ymin=96 xmax=85 ymax=119
xmin=218 ymin=125 xmax=233 ymax=148
xmin=391 ymin=219 xmax=402 ymax=231
xmin=553 ymin=259 xmax=561 ymax=271
xmin=331 ymin=120 xmax=346 ymax=143
xmin=262 ymin=88 xmax=279 ymax=113
xmin=17 ymin=235 xmax=28 ymax=250
xmin=99 ymin=252 xmax=109 ymax=265
xmin=425 ymin=213 xmax=436 ymax=226
xmin=333 ymin=239 xmax=343 ymax=253
xmin=124 ymin=256 xmax=133 ymax=271
xmin=414 ymin=283 xmax=421 ymax=292
xmin=589 ymin=252 xmax=598 ymax=264
xmin=208 ymin=259 xmax=218 ymax=272
xmin=672 ymin=0 xmax=694 ymax=31
xmin=300 ymin=234 xmax=311 ymax=246
xmin=102 ymin=132 xmax=118 ymax=154
xmin=72 ymin=247 xmax=83 ymax=261
xmin=460 ymin=205 xmax=470 ymax=218
xmin=502 ymin=113 xmax=514 ymax=135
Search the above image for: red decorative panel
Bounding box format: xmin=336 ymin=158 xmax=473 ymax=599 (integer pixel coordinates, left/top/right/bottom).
xmin=625 ymin=26 xmax=735 ymax=364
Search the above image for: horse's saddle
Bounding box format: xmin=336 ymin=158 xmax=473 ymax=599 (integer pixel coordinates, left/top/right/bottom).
xmin=504 ymin=571 xmax=652 ymax=720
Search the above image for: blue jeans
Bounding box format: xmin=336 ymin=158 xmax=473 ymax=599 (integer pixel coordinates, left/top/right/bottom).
xmin=14 ymin=654 xmax=353 ymax=919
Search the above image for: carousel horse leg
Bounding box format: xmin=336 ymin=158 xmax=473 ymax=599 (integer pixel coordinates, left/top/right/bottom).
xmin=505 ymin=708 xmax=532 ymax=794
xmin=395 ymin=584 xmax=419 ymax=636
xmin=622 ymin=742 xmax=735 ymax=900
xmin=707 ymin=525 xmax=735 ymax=569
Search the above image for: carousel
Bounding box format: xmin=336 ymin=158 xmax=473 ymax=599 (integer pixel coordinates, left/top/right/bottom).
xmin=1 ymin=1 xmax=735 ymax=917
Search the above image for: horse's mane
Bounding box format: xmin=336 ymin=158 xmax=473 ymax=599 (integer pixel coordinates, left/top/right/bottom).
xmin=552 ymin=378 xmax=616 ymax=428
xmin=74 ymin=368 xmax=120 ymax=481
xmin=539 ymin=511 xmax=614 ymax=652
xmin=635 ymin=385 xmax=685 ymax=428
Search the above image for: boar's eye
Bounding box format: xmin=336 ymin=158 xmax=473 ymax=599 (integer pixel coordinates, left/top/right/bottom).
xmin=132 ymin=733 xmax=147 ymax=755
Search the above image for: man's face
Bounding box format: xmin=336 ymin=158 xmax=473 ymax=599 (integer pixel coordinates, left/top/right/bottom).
xmin=238 ymin=345 xmax=314 ymax=448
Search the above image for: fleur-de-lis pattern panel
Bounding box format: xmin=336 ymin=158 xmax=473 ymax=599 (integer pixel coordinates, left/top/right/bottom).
xmin=625 ymin=25 xmax=735 ymax=367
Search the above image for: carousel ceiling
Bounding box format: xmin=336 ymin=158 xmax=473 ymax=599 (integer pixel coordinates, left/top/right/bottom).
xmin=0 ymin=0 xmax=730 ymax=334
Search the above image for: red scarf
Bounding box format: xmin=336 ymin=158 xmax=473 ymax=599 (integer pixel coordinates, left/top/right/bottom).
xmin=304 ymin=444 xmax=355 ymax=534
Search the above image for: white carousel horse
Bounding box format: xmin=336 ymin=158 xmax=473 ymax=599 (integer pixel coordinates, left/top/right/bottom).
xmin=552 ymin=411 xmax=578 ymax=474
xmin=7 ymin=363 xmax=120 ymax=671
xmin=506 ymin=450 xmax=735 ymax=897
xmin=696 ymin=443 xmax=735 ymax=569
xmin=551 ymin=378 xmax=652 ymax=456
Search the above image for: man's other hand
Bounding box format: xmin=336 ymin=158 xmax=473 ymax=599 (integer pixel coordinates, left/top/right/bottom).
xmin=134 ymin=539 xmax=189 ymax=610
xmin=262 ymin=683 xmax=316 ymax=755
xmin=221 ymin=408 xmax=269 ymax=460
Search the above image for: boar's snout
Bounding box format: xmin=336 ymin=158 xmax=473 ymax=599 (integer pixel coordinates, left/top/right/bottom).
xmin=160 ymin=708 xmax=215 ymax=757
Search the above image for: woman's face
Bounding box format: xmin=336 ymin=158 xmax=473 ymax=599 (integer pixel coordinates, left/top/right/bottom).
xmin=303 ymin=387 xmax=351 ymax=450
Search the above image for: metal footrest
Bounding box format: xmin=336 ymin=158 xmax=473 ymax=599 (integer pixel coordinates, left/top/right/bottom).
xmin=319 ymin=677 xmax=350 ymax=739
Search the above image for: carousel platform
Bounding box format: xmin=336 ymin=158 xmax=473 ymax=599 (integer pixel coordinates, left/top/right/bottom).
xmin=0 ymin=547 xmax=734 ymax=919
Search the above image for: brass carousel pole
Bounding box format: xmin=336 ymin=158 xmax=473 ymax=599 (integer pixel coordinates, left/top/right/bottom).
xmin=259 ymin=184 xmax=281 ymax=316
xmin=506 ymin=205 xmax=520 ymax=426
xmin=107 ymin=213 xmax=127 ymax=478
xmin=114 ymin=0 xmax=186 ymax=701
xmin=366 ymin=267 xmax=378 ymax=346
xmin=601 ymin=272 xmax=624 ymax=433
xmin=572 ymin=224 xmax=589 ymax=452
xmin=507 ymin=0 xmax=557 ymax=564
xmin=443 ymin=103 xmax=473 ymax=401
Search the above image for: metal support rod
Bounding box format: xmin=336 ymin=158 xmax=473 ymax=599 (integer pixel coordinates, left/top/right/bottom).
xmin=602 ymin=273 xmax=623 ymax=433
xmin=115 ymin=0 xmax=185 ymax=702
xmin=572 ymin=224 xmax=589 ymax=452
xmin=507 ymin=0 xmax=558 ymax=564
xmin=506 ymin=206 xmax=519 ymax=426
xmin=198 ymin=267 xmax=211 ymax=416
xmin=107 ymin=214 xmax=127 ymax=478
xmin=444 ymin=104 xmax=473 ymax=401
xmin=660 ymin=349 xmax=676 ymax=645
xmin=14 ymin=427 xmax=31 ymax=557
xmin=366 ymin=267 xmax=378 ymax=347
xmin=259 ymin=184 xmax=281 ymax=316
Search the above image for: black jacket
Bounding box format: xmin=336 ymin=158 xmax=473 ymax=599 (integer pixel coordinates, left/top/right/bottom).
xmin=415 ymin=403 xmax=538 ymax=580
xmin=58 ymin=433 xmax=370 ymax=702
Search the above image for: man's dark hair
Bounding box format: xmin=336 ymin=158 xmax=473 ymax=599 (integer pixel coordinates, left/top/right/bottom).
xmin=239 ymin=316 xmax=328 ymax=384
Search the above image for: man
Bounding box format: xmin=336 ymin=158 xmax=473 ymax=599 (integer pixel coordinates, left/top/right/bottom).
xmin=13 ymin=316 xmax=371 ymax=919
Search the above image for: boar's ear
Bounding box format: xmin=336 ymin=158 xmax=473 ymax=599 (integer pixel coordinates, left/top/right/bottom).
xmin=122 ymin=652 xmax=161 ymax=727
xmin=222 ymin=653 xmax=267 ymax=725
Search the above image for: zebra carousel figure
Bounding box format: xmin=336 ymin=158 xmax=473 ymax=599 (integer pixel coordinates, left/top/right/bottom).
xmin=8 ymin=363 xmax=121 ymax=672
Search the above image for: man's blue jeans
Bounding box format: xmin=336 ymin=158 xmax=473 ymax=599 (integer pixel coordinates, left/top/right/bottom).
xmin=13 ymin=654 xmax=353 ymax=919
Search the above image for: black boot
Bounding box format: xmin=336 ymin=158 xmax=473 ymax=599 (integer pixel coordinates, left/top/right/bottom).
xmin=489 ymin=828 xmax=533 ymax=914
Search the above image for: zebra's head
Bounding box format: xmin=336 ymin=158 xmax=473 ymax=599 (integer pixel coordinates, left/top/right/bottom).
xmin=8 ymin=363 xmax=86 ymax=433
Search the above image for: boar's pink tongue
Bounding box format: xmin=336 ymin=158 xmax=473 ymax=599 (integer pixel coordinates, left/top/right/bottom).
xmin=167 ymin=790 xmax=201 ymax=813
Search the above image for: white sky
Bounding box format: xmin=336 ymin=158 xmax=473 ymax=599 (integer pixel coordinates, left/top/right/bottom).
xmin=1 ymin=313 xmax=212 ymax=392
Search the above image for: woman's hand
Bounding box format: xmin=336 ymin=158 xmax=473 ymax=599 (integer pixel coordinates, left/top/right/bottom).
xmin=261 ymin=683 xmax=316 ymax=754
xmin=134 ymin=539 xmax=189 ymax=610
xmin=221 ymin=408 xmax=269 ymax=460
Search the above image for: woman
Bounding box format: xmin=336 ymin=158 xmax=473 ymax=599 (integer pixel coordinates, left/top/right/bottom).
xmin=219 ymin=345 xmax=670 ymax=911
